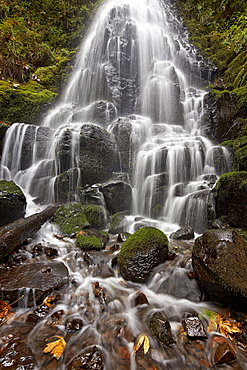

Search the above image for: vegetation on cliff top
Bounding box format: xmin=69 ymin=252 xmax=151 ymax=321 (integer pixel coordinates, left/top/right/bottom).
xmin=176 ymin=0 xmax=247 ymax=119
xmin=0 ymin=0 xmax=102 ymax=124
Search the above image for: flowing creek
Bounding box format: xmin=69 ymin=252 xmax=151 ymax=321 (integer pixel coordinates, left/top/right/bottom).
xmin=0 ymin=0 xmax=245 ymax=369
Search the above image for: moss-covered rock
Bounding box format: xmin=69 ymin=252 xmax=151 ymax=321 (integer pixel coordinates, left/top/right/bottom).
xmin=117 ymin=227 xmax=169 ymax=283
xmin=52 ymin=203 xmax=89 ymax=235
xmin=76 ymin=234 xmax=104 ymax=251
xmin=0 ymin=180 xmax=26 ymax=226
xmin=82 ymin=205 xmax=107 ymax=230
xmin=213 ymin=171 xmax=247 ymax=227
xmin=0 ymin=80 xmax=57 ymax=125
xmin=221 ymin=136 xmax=247 ymax=171
xmin=108 ymin=212 xmax=128 ymax=234
xmin=192 ymin=229 xmax=247 ymax=310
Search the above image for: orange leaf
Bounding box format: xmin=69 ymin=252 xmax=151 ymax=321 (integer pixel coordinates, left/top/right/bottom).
xmin=43 ymin=336 xmax=66 ymax=359
xmin=0 ymin=300 xmax=14 ymax=326
xmin=43 ymin=295 xmax=57 ymax=308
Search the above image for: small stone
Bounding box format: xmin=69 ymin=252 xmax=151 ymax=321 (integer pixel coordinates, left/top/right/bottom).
xmin=182 ymin=317 xmax=207 ymax=339
xmin=65 ymin=317 xmax=84 ymax=331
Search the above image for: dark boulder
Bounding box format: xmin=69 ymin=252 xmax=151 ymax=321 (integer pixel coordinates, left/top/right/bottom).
xmin=0 ymin=122 xmax=10 ymax=160
xmin=192 ymin=229 xmax=247 ymax=310
xmin=170 ymin=226 xmax=194 ymax=240
xmin=101 ymin=180 xmax=132 ymax=214
xmin=0 ymin=260 xmax=69 ymax=306
xmin=0 ymin=180 xmax=26 ymax=226
xmin=213 ymin=171 xmax=247 ymax=228
xmin=117 ymin=227 xmax=169 ymax=283
xmin=67 ymin=346 xmax=104 ymax=370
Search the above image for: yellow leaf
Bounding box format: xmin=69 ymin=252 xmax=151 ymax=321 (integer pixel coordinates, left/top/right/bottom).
xmin=43 ymin=336 xmax=66 ymax=359
xmin=133 ymin=334 xmax=150 ymax=354
xmin=217 ymin=315 xmax=242 ymax=339
xmin=43 ymin=295 xmax=57 ymax=307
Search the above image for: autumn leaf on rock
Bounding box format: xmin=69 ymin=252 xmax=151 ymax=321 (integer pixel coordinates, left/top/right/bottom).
xmin=133 ymin=334 xmax=150 ymax=354
xmin=43 ymin=336 xmax=66 ymax=359
xmin=0 ymin=300 xmax=13 ymax=325
xmin=43 ymin=294 xmax=57 ymax=308
xmin=217 ymin=315 xmax=242 ymax=339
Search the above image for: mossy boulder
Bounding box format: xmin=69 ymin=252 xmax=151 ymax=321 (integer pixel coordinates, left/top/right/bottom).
xmin=117 ymin=227 xmax=169 ymax=283
xmin=52 ymin=203 xmax=89 ymax=235
xmin=221 ymin=136 xmax=247 ymax=171
xmin=82 ymin=205 xmax=107 ymax=230
xmin=192 ymin=229 xmax=247 ymax=310
xmin=0 ymin=180 xmax=26 ymax=227
xmin=76 ymin=234 xmax=104 ymax=251
xmin=213 ymin=171 xmax=247 ymax=228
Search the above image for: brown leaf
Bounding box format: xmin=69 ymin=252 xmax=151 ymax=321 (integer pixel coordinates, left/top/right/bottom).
xmin=43 ymin=336 xmax=66 ymax=359
xmin=134 ymin=334 xmax=150 ymax=354
xmin=217 ymin=315 xmax=242 ymax=339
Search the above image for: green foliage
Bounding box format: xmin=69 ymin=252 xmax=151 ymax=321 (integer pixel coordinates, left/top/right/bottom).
xmin=0 ymin=0 xmax=103 ymax=123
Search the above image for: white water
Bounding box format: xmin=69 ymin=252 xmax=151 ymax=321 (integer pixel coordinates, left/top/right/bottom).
xmin=0 ymin=0 xmax=231 ymax=234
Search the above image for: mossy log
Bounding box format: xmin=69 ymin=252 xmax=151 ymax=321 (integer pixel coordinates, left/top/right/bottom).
xmin=0 ymin=205 xmax=59 ymax=261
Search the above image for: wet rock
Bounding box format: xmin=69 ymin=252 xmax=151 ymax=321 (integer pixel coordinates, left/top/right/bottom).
xmin=117 ymin=232 xmax=131 ymax=243
xmin=170 ymin=226 xmax=194 ymax=240
xmin=108 ymin=212 xmax=128 ymax=234
xmin=101 ymin=180 xmax=132 ymax=214
xmin=117 ymin=227 xmax=169 ymax=283
xmin=44 ymin=246 xmax=58 ymax=257
xmin=213 ymin=171 xmax=247 ymax=228
xmin=131 ymin=291 xmax=149 ymax=307
xmin=67 ymin=346 xmax=104 ymax=370
xmin=0 ymin=260 xmax=69 ymax=307
xmin=149 ymin=311 xmax=175 ymax=347
xmin=0 ymin=334 xmax=35 ymax=369
xmin=0 ymin=122 xmax=9 ymax=160
xmin=0 ymin=180 xmax=26 ymax=227
xmin=71 ymin=100 xmax=117 ymax=128
xmin=65 ymin=317 xmax=84 ymax=331
xmin=182 ymin=317 xmax=207 ymax=339
xmin=83 ymin=251 xmax=115 ymax=278
xmin=192 ymin=228 xmax=247 ymax=309
xmin=157 ymin=269 xmax=204 ymax=302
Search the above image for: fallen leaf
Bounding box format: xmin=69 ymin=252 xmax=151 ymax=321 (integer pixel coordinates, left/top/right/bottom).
xmin=43 ymin=294 xmax=57 ymax=308
xmin=133 ymin=334 xmax=150 ymax=354
xmin=217 ymin=315 xmax=242 ymax=339
xmin=43 ymin=335 xmax=66 ymax=359
xmin=76 ymin=230 xmax=86 ymax=237
xmin=0 ymin=301 xmax=13 ymax=325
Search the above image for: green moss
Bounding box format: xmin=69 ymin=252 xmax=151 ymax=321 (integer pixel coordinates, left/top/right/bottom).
xmin=82 ymin=205 xmax=107 ymax=230
xmin=0 ymin=180 xmax=25 ymax=198
xmin=118 ymin=227 xmax=168 ymax=267
xmin=0 ymin=80 xmax=57 ymax=124
xmin=221 ymin=137 xmax=247 ymax=171
xmin=108 ymin=212 xmax=126 ymax=234
xmin=76 ymin=234 xmax=104 ymax=251
xmin=52 ymin=203 xmax=89 ymax=235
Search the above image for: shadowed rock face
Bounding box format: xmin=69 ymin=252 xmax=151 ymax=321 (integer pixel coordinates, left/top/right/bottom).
xmin=117 ymin=227 xmax=169 ymax=283
xmin=213 ymin=171 xmax=247 ymax=228
xmin=192 ymin=229 xmax=247 ymax=310
xmin=0 ymin=180 xmax=26 ymax=227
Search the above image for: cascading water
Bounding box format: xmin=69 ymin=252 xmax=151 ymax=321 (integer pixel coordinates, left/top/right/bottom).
xmin=0 ymin=0 xmax=231 ymax=234
xmin=1 ymin=1 xmax=246 ymax=370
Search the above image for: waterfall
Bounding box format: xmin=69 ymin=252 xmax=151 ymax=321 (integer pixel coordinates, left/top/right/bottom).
xmin=0 ymin=0 xmax=231 ymax=234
